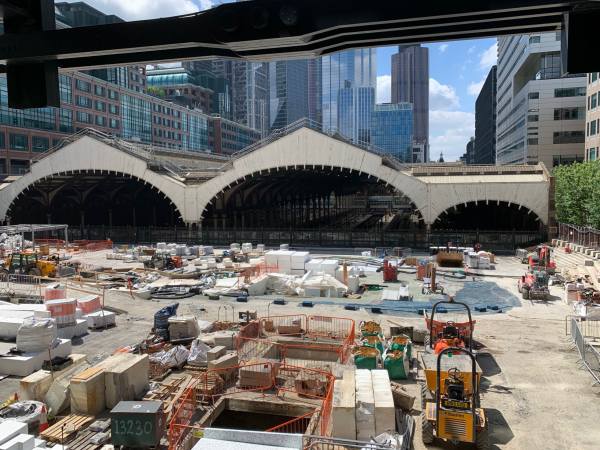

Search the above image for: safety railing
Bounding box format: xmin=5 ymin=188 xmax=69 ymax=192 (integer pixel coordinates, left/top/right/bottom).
xmin=568 ymin=317 xmax=600 ymax=385
xmin=0 ymin=273 xmax=43 ymax=298
xmin=265 ymin=410 xmax=316 ymax=434
xmin=168 ymin=385 xmax=198 ymax=450
xmin=558 ymin=223 xmax=600 ymax=250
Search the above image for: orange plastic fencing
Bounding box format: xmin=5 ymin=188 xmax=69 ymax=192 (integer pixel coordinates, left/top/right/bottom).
xmin=241 ymin=263 xmax=279 ymax=283
xmin=73 ymin=240 xmax=113 ymax=252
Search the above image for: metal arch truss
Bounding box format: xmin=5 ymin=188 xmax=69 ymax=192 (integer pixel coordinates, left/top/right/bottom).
xmin=0 ymin=0 xmax=599 ymax=108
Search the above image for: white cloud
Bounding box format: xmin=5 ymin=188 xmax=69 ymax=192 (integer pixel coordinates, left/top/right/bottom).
xmin=429 ymin=111 xmax=475 ymax=162
xmin=479 ymin=42 xmax=498 ymax=70
xmin=467 ymin=79 xmax=485 ymax=96
xmin=376 ymin=75 xmax=391 ymax=103
xmin=429 ymin=78 xmax=460 ymax=111
xmin=63 ymin=0 xmax=206 ymax=20
xmin=438 ymin=43 xmax=449 ymax=53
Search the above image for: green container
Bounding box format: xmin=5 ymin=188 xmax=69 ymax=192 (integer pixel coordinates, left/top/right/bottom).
xmin=111 ymin=401 xmax=165 ymax=448
xmin=384 ymin=353 xmax=408 ymax=380
xmin=355 ymin=354 xmax=378 ymax=369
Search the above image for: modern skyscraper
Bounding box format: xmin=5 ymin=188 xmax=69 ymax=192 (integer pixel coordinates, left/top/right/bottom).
xmin=474 ymin=65 xmax=497 ymax=164
xmin=218 ymin=60 xmax=270 ymax=138
xmin=496 ymin=32 xmax=586 ymax=167
xmin=337 ymin=85 xmax=375 ymax=144
xmin=55 ymin=2 xmax=146 ymax=93
xmin=321 ymin=49 xmax=377 ymax=134
xmin=370 ymin=103 xmax=413 ymax=161
xmin=464 ymin=137 xmax=476 ymax=164
xmin=391 ymin=45 xmax=429 ymax=157
xmin=269 ymin=59 xmax=309 ymax=130
xmin=307 ymin=59 xmax=322 ymax=126
xmin=585 ymin=72 xmax=600 ymax=161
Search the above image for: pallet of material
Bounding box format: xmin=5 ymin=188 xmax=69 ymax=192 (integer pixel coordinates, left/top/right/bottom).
xmin=67 ymin=429 xmax=110 ymax=450
xmin=195 ymin=372 xmax=225 ymax=401
xmin=40 ymin=414 xmax=94 ymax=443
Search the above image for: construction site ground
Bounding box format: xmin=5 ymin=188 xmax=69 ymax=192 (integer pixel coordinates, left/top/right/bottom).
xmin=0 ymin=250 xmax=598 ymax=450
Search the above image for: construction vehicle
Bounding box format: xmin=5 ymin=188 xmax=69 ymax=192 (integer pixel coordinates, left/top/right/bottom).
xmin=529 ymin=244 xmax=556 ymax=275
xmin=424 ymin=300 xmax=475 ymax=351
xmin=420 ymin=347 xmax=488 ymax=448
xmin=2 ymin=253 xmax=56 ymax=277
xmin=518 ymin=270 xmax=550 ymax=300
xmin=420 ymin=300 xmax=488 ymax=448
xmin=143 ymin=254 xmax=183 ymax=270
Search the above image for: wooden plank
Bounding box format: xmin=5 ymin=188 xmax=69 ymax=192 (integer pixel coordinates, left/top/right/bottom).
xmin=68 ymin=430 xmax=109 ymax=450
xmin=41 ymin=414 xmax=94 ymax=443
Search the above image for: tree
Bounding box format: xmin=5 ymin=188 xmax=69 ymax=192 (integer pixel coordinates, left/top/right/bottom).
xmin=554 ymin=161 xmax=600 ymax=228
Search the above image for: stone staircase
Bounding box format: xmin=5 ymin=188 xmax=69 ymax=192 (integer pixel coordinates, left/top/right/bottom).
xmin=552 ymin=239 xmax=600 ymax=289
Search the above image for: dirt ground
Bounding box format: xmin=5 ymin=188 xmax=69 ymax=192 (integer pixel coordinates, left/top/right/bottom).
xmin=1 ymin=251 xmax=598 ymax=449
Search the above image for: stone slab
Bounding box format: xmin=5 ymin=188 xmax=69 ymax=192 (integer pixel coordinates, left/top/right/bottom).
xmin=19 ymin=353 xmax=87 ymax=401
xmin=0 ymin=339 xmax=72 ymax=377
xmin=332 ymin=369 xmax=356 ymax=440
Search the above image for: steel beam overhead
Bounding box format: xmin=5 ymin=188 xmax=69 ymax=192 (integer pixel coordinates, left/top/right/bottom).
xmin=0 ymin=0 xmax=599 ymax=107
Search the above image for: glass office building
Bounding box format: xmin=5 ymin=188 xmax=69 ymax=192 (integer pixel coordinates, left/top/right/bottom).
xmin=269 ymin=59 xmax=309 ymax=130
xmin=371 ymin=103 xmax=414 ymax=161
xmin=321 ymin=49 xmax=377 ymax=134
xmin=338 ymin=86 xmax=375 ymax=144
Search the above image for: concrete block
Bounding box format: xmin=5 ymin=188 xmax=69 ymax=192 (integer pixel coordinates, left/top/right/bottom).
xmin=19 ymin=354 xmax=87 ymax=401
xmin=70 ymin=366 xmax=106 ymax=415
xmin=208 ymin=353 xmax=238 ymax=370
xmin=372 ymin=370 xmax=395 ymax=434
xmin=0 ymin=434 xmax=34 ymax=450
xmin=33 ymin=439 xmax=45 ymax=449
xmin=213 ymin=331 xmax=237 ymax=350
xmin=168 ymin=316 xmax=199 ymax=340
xmin=238 ymin=364 xmax=272 ymax=388
xmin=0 ymin=339 xmax=72 ymax=377
xmin=355 ymin=369 xmax=375 ymax=441
xmin=332 ymin=369 xmax=356 ymax=440
xmin=207 ymin=346 xmax=226 ymax=362
xmin=0 ymin=422 xmax=28 ymax=446
xmin=96 ymin=353 xmax=149 ymax=409
xmin=85 ymin=311 xmax=116 ymax=329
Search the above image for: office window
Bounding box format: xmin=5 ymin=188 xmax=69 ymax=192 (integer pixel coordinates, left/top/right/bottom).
xmin=529 ymin=36 xmax=541 ymax=44
xmin=76 ymin=95 xmax=92 ymax=108
xmin=527 ymin=114 xmax=539 ymax=122
xmin=95 ymin=100 xmax=106 ymax=112
xmin=591 ymin=148 xmax=597 ymax=161
xmin=76 ymin=111 xmax=92 ymax=124
xmin=108 ymin=90 xmax=119 ymax=100
xmin=554 ymin=107 xmax=584 ymax=120
xmin=0 ymin=133 xmax=4 ymax=149
xmin=94 ymin=85 xmax=106 ymax=96
xmin=95 ymin=116 xmax=106 ymax=126
xmin=593 ymin=73 xmax=599 ymax=83
xmin=591 ymin=120 xmax=597 ymax=136
xmin=59 ymin=109 xmax=73 ymax=133
xmin=109 ymin=118 xmax=119 ymax=129
xmin=9 ymin=134 xmax=28 ymax=151
xmin=76 ymin=79 xmax=91 ymax=92
xmin=527 ymin=138 xmax=538 ymax=145
xmin=109 ymin=104 xmax=119 ymax=115
xmin=553 ymin=130 xmax=585 ymax=144
xmin=59 ymin=75 xmax=72 ymax=104
xmin=555 ymin=87 xmax=586 ymax=97
xmin=31 ymin=136 xmax=49 ymax=152
xmin=593 ymin=93 xmax=598 ymax=109
xmin=528 ymin=92 xmax=539 ymax=99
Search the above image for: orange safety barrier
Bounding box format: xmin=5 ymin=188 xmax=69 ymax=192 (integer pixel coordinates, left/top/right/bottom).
xmin=168 ymin=385 xmax=197 ymax=450
xmin=260 ymin=314 xmax=307 ymax=337
xmin=241 ymin=263 xmax=279 ymax=283
xmin=73 ymin=240 xmax=113 ymax=252
xmin=265 ymin=410 xmax=316 ymax=434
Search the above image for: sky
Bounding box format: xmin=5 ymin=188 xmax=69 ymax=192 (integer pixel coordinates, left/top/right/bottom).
xmin=62 ymin=0 xmax=498 ymax=161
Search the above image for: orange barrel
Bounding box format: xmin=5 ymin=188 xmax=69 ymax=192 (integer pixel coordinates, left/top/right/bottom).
xmin=44 ymin=286 xmax=66 ymax=301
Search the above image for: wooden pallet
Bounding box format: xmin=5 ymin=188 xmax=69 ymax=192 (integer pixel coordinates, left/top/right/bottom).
xmin=67 ymin=430 xmax=110 ymax=450
xmin=41 ymin=414 xmax=95 ymax=443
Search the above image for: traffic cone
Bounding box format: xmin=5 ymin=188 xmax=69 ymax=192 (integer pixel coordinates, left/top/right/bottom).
xmin=39 ymin=404 xmax=49 ymax=433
